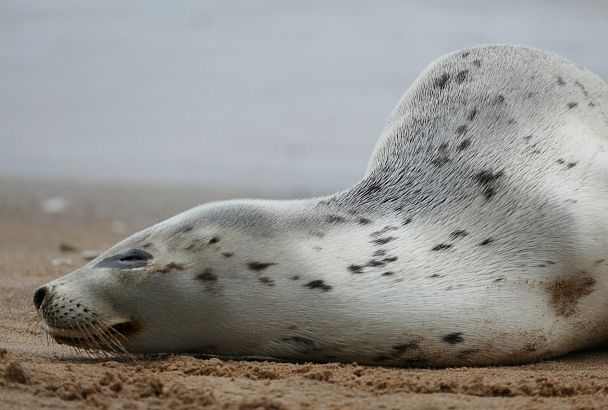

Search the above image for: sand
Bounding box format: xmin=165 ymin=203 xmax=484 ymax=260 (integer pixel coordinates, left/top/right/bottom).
xmin=2 ymin=177 xmax=608 ymax=409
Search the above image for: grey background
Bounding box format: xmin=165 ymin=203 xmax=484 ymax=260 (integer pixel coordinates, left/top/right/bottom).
xmin=1 ymin=0 xmax=607 ymax=193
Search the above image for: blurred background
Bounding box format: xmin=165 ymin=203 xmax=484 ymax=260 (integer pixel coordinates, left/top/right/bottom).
xmin=1 ymin=0 xmax=607 ymax=195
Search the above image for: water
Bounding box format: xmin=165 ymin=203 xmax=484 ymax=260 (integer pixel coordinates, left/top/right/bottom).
xmin=1 ymin=0 xmax=607 ymax=192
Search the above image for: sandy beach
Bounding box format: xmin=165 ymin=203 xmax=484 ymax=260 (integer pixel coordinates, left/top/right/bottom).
xmin=2 ymin=177 xmax=608 ymax=409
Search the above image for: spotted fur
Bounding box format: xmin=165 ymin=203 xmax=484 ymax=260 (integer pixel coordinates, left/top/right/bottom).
xmin=35 ymin=45 xmax=608 ymax=367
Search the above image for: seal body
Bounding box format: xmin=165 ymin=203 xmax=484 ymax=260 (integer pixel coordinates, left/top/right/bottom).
xmin=34 ymin=45 xmax=608 ymax=366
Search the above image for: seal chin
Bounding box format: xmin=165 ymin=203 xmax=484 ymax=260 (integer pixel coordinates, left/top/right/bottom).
xmin=45 ymin=321 xmax=140 ymax=352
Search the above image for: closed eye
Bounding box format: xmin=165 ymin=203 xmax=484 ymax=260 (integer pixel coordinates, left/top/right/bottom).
xmin=96 ymin=249 xmax=153 ymax=269
xmin=119 ymin=250 xmax=152 ymax=262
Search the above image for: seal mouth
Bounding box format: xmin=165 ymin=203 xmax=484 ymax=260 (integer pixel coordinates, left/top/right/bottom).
xmin=47 ymin=321 xmax=140 ymax=352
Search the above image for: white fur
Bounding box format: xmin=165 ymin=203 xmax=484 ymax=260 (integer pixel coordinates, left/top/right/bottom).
xmin=36 ymin=45 xmax=608 ymax=366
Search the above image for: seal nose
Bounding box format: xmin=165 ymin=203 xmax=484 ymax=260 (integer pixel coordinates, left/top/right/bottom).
xmin=33 ymin=286 xmax=48 ymax=310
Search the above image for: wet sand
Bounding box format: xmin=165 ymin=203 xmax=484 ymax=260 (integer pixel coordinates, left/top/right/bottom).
xmin=2 ymin=177 xmax=608 ymax=409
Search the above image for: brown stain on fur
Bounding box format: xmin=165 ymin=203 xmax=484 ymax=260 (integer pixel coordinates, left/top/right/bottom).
xmin=158 ymin=262 xmax=185 ymax=274
xmin=547 ymin=275 xmax=596 ymax=317
xmin=197 ymin=268 xmax=217 ymax=282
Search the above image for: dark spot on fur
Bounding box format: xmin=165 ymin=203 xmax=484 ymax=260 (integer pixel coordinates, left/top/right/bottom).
xmin=556 ymin=158 xmax=565 ymax=164
xmin=431 ymin=155 xmax=450 ymax=167
xmin=567 ymin=162 xmax=577 ymax=169
xmin=467 ymin=108 xmax=477 ymax=121
xmin=494 ymin=95 xmax=505 ymax=104
xmin=291 ymin=275 xmax=300 ymax=281
xmin=456 ymin=125 xmax=468 ymax=136
xmin=158 ymin=262 xmax=185 ymax=274
xmin=473 ymin=59 xmax=481 ymax=68
xmin=537 ymin=264 xmax=546 ymax=268
xmin=494 ymin=277 xmax=504 ymax=282
xmin=367 ymin=259 xmax=386 ymax=267
xmin=326 ymin=215 xmax=346 ymax=224
xmin=442 ymin=332 xmax=464 ymax=345
xmin=473 ymin=170 xmax=504 ymax=200
xmin=371 ymin=226 xmax=398 ymax=237
xmin=567 ymin=102 xmax=578 ymax=109
xmin=547 ymin=275 xmax=596 ymax=317
xmin=313 ymin=246 xmax=322 ymax=251
xmin=547 ymin=261 xmax=557 ymax=265
xmin=208 ymin=236 xmax=220 ymax=245
xmin=258 ymin=276 xmax=275 ymax=286
xmin=432 ymin=244 xmax=452 ymax=251
xmin=372 ymin=237 xmax=397 ymax=246
xmin=556 ymin=76 xmax=566 ymax=86
xmin=196 ymin=268 xmax=217 ymax=282
xmin=450 ymin=230 xmax=468 ymax=239
xmin=457 ymin=139 xmax=471 ymax=151
xmin=310 ymin=231 xmax=325 ymax=238
xmin=479 ymin=238 xmax=494 ymax=246
xmin=357 ymin=217 xmax=372 ymax=225
xmin=429 ymin=274 xmax=440 ymax=278
xmin=455 ymin=70 xmax=469 ymax=84
xmin=382 ymin=271 xmax=394 ymax=276
xmin=305 ymin=280 xmax=332 ymax=291
xmin=222 ymin=252 xmax=234 ymax=258
xmin=247 ymin=262 xmax=276 ymax=271
xmin=524 ymin=135 xmax=532 ymax=142
xmin=373 ymin=249 xmax=386 ymax=257
xmin=574 ymin=80 xmax=589 ymax=97
xmin=595 ymin=259 xmax=605 ymax=264
xmin=348 ymin=264 xmax=364 ymax=274
xmin=434 ymin=73 xmax=450 ymax=89
xmin=461 ymin=51 xmax=470 ymax=58
xmin=402 ymin=217 xmax=412 ymax=226
xmin=383 ymin=256 xmax=398 ymax=263
xmin=507 ymin=118 xmax=516 ymax=125
xmin=364 ymin=184 xmax=382 ymax=196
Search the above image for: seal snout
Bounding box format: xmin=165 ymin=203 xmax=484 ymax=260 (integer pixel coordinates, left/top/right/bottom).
xmin=33 ymin=286 xmax=48 ymax=310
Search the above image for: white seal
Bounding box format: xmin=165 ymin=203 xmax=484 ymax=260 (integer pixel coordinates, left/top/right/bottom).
xmin=35 ymin=45 xmax=608 ymax=366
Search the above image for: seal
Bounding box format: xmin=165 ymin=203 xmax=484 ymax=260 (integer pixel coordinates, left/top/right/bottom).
xmin=34 ymin=45 xmax=608 ymax=366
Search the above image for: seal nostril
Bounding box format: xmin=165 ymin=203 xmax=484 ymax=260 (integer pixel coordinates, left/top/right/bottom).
xmin=33 ymin=286 xmax=48 ymax=310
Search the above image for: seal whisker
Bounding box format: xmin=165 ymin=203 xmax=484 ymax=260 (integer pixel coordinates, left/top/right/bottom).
xmin=69 ymin=320 xmax=94 ymax=359
xmin=91 ymin=319 xmax=128 ymax=356
xmin=73 ymin=320 xmax=100 ymax=358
